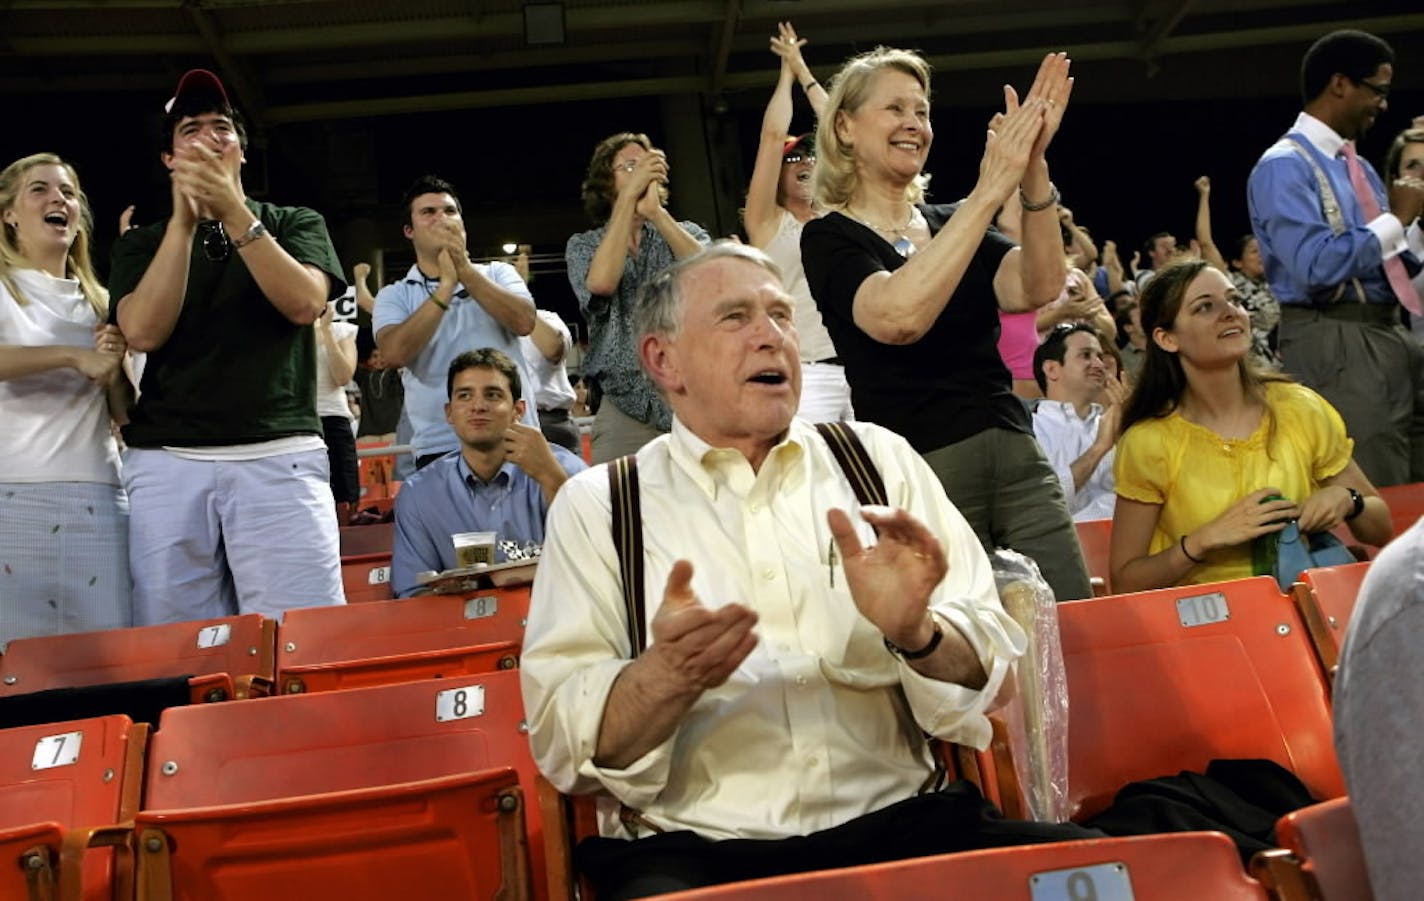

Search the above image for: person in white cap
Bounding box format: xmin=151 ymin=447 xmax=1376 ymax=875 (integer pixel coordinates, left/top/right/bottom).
xmin=109 ymin=68 xmax=348 ymax=624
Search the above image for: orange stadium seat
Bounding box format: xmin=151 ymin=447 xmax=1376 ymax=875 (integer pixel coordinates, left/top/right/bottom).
xmin=0 ymin=821 xmax=64 ymax=901
xmin=538 ymin=775 xmax=602 ymax=901
xmin=135 ymin=769 xmax=525 ymax=901
xmin=1074 ymin=517 xmax=1113 ymax=596
xmin=0 ymin=715 xmax=148 ymax=901
xmin=1377 ymin=481 xmax=1424 ymax=538
xmin=655 ymin=831 xmax=1269 ymax=900
xmin=338 ymin=520 xmax=395 ymax=557
xmin=339 ymin=550 xmax=395 ymax=602
xmin=0 ymin=615 xmax=275 ymax=701
xmin=132 ymin=672 xmax=536 ymax=900
xmin=1293 ymin=561 xmax=1371 ymax=681
xmin=355 ymin=441 xmax=396 ymax=501
xmin=1042 ymin=577 xmax=1343 ymax=822
xmin=1251 ymin=797 xmax=1373 ymax=901
xmin=276 ymin=587 xmax=528 ymax=694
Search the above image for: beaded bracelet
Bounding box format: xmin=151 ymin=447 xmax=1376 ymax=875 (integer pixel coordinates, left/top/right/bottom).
xmin=1019 ymin=182 xmax=1060 ymax=213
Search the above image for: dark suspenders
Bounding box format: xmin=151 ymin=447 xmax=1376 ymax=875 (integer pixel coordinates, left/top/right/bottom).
xmin=606 ymin=423 xmax=884 ymax=656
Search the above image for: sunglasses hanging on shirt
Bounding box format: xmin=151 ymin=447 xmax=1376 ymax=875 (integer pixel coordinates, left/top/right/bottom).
xmin=199 ymin=221 xmax=231 ymax=262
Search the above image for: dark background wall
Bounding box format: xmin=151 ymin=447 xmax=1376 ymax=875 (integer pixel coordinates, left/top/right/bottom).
xmin=6 ymin=30 xmax=1421 ymax=330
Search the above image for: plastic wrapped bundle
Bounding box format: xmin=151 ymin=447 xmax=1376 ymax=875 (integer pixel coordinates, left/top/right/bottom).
xmin=992 ymin=548 xmax=1070 ymax=823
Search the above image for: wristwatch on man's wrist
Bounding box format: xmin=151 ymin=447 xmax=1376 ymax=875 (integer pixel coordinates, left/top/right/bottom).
xmin=884 ymin=619 xmax=944 ymax=661
xmin=232 ymin=219 xmax=268 ymax=249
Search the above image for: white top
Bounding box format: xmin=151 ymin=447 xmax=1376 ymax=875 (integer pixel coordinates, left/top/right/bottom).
xmin=762 ymin=209 xmax=838 ymax=363
xmin=521 ymin=417 xmax=1023 ymax=840
xmin=0 ymin=268 xmax=120 ymax=485
xmin=1031 ymin=400 xmax=1116 ymax=522
xmin=518 ymin=309 xmax=577 ymax=412
xmin=315 ymin=320 xmax=358 ymax=419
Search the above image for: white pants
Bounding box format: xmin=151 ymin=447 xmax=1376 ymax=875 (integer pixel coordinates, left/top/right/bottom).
xmin=123 ymin=447 xmax=345 ymax=625
xmin=796 ymin=361 xmax=855 ymax=423
xmin=0 ymin=481 xmax=132 ymax=646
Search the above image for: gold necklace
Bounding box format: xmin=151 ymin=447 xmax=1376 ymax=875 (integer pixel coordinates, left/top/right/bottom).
xmin=844 ymin=204 xmax=916 ymax=238
xmin=845 ymin=205 xmax=920 ymax=257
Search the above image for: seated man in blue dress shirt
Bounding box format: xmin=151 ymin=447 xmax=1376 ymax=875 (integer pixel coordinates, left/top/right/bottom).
xmin=391 ymin=348 xmax=587 ymax=597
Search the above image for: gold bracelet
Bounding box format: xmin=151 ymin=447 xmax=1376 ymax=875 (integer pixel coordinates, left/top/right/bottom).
xmin=429 ymin=294 xmax=449 ymax=312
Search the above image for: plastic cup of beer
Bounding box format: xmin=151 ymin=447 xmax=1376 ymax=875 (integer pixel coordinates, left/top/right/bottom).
xmin=453 ymin=531 xmax=496 ymax=568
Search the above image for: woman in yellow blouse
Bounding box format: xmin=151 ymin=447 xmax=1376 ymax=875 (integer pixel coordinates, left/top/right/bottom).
xmin=1109 ymin=259 xmax=1391 ymax=592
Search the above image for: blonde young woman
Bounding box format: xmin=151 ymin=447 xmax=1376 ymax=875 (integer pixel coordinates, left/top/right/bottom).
xmin=801 ymin=48 xmax=1094 ymax=602
xmin=0 ymin=153 xmax=132 ymax=643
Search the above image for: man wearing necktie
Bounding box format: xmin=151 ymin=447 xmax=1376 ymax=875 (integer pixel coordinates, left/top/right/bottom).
xmin=1248 ymin=29 xmax=1424 ymax=488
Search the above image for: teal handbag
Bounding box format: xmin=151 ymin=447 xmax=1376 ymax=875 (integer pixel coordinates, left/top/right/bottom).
xmin=1268 ymin=521 xmax=1356 ymax=590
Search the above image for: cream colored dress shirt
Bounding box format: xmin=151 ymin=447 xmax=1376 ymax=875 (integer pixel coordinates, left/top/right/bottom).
xmin=520 ymin=417 xmax=1025 ymax=840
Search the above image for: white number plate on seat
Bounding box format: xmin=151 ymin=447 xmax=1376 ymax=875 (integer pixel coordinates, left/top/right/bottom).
xmin=435 ymin=685 xmax=486 ymax=722
xmin=1030 ymin=862 xmax=1134 ymax=901
xmin=32 ymin=731 xmax=83 ymax=771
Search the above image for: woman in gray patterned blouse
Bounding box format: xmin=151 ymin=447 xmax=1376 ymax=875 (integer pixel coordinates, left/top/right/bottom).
xmin=564 ymin=133 xmax=710 ymax=463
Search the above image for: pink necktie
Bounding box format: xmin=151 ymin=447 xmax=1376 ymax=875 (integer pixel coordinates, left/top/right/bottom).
xmin=1341 ymin=141 xmax=1423 ymax=316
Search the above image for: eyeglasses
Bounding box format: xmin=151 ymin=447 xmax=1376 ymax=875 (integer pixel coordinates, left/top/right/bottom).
xmin=612 ymin=161 xmax=639 ymax=174
xmin=782 ymin=153 xmax=815 ymax=165
xmin=1355 ymin=79 xmax=1390 ymax=100
xmin=198 ymin=221 xmax=230 ymax=262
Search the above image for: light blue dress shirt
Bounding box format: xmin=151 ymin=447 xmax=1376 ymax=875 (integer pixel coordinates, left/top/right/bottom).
xmin=1248 ymin=112 xmax=1419 ymax=306
xmin=390 ymin=445 xmax=587 ymax=597
xmin=373 ymin=262 xmax=540 ymax=457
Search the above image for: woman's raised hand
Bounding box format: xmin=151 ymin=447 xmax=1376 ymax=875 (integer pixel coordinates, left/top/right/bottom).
xmin=1019 ymin=52 xmax=1073 ymax=161
xmin=976 ymin=87 xmax=1043 ymax=206
xmin=770 ymin=21 xmax=809 ymax=67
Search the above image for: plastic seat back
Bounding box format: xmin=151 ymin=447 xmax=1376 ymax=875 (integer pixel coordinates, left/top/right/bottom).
xmin=0 ymin=715 xmax=148 ymax=901
xmin=1376 ymin=482 xmax=1424 ymax=538
xmin=142 ymin=670 xmax=543 ymax=899
xmin=340 ymin=551 xmax=394 ymax=602
xmin=1055 ymin=576 xmax=1342 ymax=821
xmin=0 ymin=616 xmax=275 ymax=699
xmin=655 ymin=831 xmax=1268 ymax=900
xmin=136 ymin=769 xmax=526 ymax=901
xmin=1251 ymin=797 xmax=1373 ymax=900
xmin=1074 ymin=517 xmax=1113 ymax=596
xmin=338 ymin=521 xmax=394 ymax=557
xmin=1294 ymin=561 xmax=1371 ymax=678
xmin=276 ymin=588 xmax=529 ymax=694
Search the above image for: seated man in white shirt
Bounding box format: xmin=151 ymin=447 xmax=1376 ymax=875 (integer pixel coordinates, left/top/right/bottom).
xmin=1031 ymin=323 xmax=1122 ymax=522
xmin=520 ymin=242 xmax=1097 ymax=900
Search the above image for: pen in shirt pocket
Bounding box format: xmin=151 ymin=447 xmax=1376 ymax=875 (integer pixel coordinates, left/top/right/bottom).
xmin=828 ymin=538 xmax=837 ymax=588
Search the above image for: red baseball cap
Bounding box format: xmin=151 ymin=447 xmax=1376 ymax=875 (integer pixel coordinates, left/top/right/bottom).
xmin=165 ymin=69 xmax=231 ymax=114
xmin=782 ymin=133 xmax=814 ymax=158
